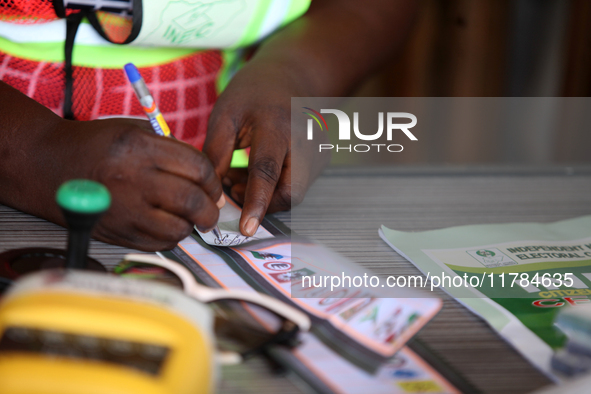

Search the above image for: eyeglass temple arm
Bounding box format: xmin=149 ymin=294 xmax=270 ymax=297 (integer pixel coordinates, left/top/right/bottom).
xmin=124 ymin=254 xmax=311 ymax=332
xmin=193 ymin=287 xmax=311 ymax=332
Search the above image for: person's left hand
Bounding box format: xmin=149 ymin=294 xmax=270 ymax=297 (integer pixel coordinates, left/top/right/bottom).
xmin=203 ymin=60 xmax=329 ymax=237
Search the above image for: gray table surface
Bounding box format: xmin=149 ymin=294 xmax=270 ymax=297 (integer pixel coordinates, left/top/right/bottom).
xmin=2 ymin=165 xmax=590 ymax=394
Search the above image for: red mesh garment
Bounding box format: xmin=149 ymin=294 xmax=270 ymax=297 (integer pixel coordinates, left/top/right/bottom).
xmin=0 ymin=0 xmax=77 ymax=24
xmin=0 ymin=50 xmax=223 ymax=149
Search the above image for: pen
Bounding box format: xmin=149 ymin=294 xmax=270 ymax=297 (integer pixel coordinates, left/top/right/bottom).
xmin=124 ymin=63 xmax=223 ymax=243
xmin=124 ymin=63 xmax=170 ymax=137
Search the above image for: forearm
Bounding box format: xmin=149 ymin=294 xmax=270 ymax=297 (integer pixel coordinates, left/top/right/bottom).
xmin=250 ymin=0 xmax=419 ymax=96
xmin=0 ymin=82 xmax=65 ymax=221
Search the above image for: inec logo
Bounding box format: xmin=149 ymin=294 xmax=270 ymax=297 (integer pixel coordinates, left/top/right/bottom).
xmin=468 ymin=248 xmax=517 ymax=268
xmin=476 ymin=250 xmax=496 ymax=257
xmin=303 ymin=107 xmax=417 ymax=153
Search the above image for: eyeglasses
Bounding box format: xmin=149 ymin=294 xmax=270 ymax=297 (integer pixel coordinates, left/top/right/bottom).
xmin=114 ymin=254 xmax=310 ymax=359
xmin=0 ymin=247 xmax=106 ymax=287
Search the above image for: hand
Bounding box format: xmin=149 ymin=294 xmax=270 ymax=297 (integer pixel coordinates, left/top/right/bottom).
xmin=203 ymin=61 xmax=329 ymax=237
xmin=12 ymin=117 xmax=223 ymax=251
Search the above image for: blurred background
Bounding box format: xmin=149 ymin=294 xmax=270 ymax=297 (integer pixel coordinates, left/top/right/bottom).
xmin=352 ymin=0 xmax=590 ymax=164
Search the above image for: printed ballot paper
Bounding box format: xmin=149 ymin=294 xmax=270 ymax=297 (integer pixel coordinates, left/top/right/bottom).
xmin=196 ymin=197 xmax=274 ymax=246
xmin=380 ymin=215 xmax=591 ymax=381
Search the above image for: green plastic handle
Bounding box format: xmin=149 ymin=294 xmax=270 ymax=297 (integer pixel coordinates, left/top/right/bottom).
xmin=56 ymin=180 xmax=111 ymax=214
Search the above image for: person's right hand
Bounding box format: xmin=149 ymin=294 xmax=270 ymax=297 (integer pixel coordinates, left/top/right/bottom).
xmin=7 ymin=116 xmax=223 ymax=251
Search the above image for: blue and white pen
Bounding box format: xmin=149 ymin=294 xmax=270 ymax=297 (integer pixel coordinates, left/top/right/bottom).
xmin=124 ymin=63 xmax=171 ymax=137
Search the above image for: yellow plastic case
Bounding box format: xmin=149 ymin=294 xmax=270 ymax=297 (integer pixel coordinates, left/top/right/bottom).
xmin=0 ymin=270 xmax=215 ymax=394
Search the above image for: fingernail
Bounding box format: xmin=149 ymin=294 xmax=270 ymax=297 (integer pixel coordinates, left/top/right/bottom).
xmin=245 ymin=217 xmax=259 ymax=237
xmin=216 ymin=194 xmax=226 ymax=209
xmin=222 ymin=177 xmax=232 ymax=187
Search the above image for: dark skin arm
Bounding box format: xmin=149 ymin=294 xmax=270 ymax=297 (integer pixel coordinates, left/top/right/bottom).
xmin=204 ymin=0 xmax=418 ymax=236
xmin=0 ymin=82 xmax=224 ymax=251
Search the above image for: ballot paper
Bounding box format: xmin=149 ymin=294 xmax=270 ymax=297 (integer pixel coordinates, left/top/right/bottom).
xmin=161 ymin=233 xmax=459 ymax=394
xmin=380 ymin=215 xmax=591 ymax=381
xmin=196 ymin=197 xmax=274 ymax=246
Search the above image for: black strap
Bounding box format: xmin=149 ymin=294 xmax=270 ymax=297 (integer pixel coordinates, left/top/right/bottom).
xmin=52 ymin=0 xmax=67 ymax=18
xmin=63 ymin=11 xmax=87 ymax=120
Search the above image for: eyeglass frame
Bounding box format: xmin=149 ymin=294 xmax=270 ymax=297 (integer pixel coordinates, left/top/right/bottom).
xmin=120 ymin=253 xmax=311 ymax=335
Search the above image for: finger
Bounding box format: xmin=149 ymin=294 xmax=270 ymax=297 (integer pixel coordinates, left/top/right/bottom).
xmin=240 ymin=135 xmax=287 ymax=236
xmin=229 ymin=182 xmax=246 ymax=205
xmin=97 ymin=117 xmax=223 ymax=204
xmin=225 ymin=166 xmax=303 ymax=214
xmin=94 ymin=209 xmax=188 ymax=252
xmin=202 ymin=109 xmax=239 ymax=179
xmin=133 ymin=208 xmax=194 ymax=247
xmin=267 ymin=151 xmax=307 ymax=213
xmin=149 ymin=137 xmax=223 ymax=203
xmin=113 ymin=117 xmax=155 ymax=134
xmin=224 ymin=168 xmax=249 ymax=188
xmin=266 ymin=168 xmax=293 ymax=214
xmin=144 ymin=171 xmax=220 ymax=232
